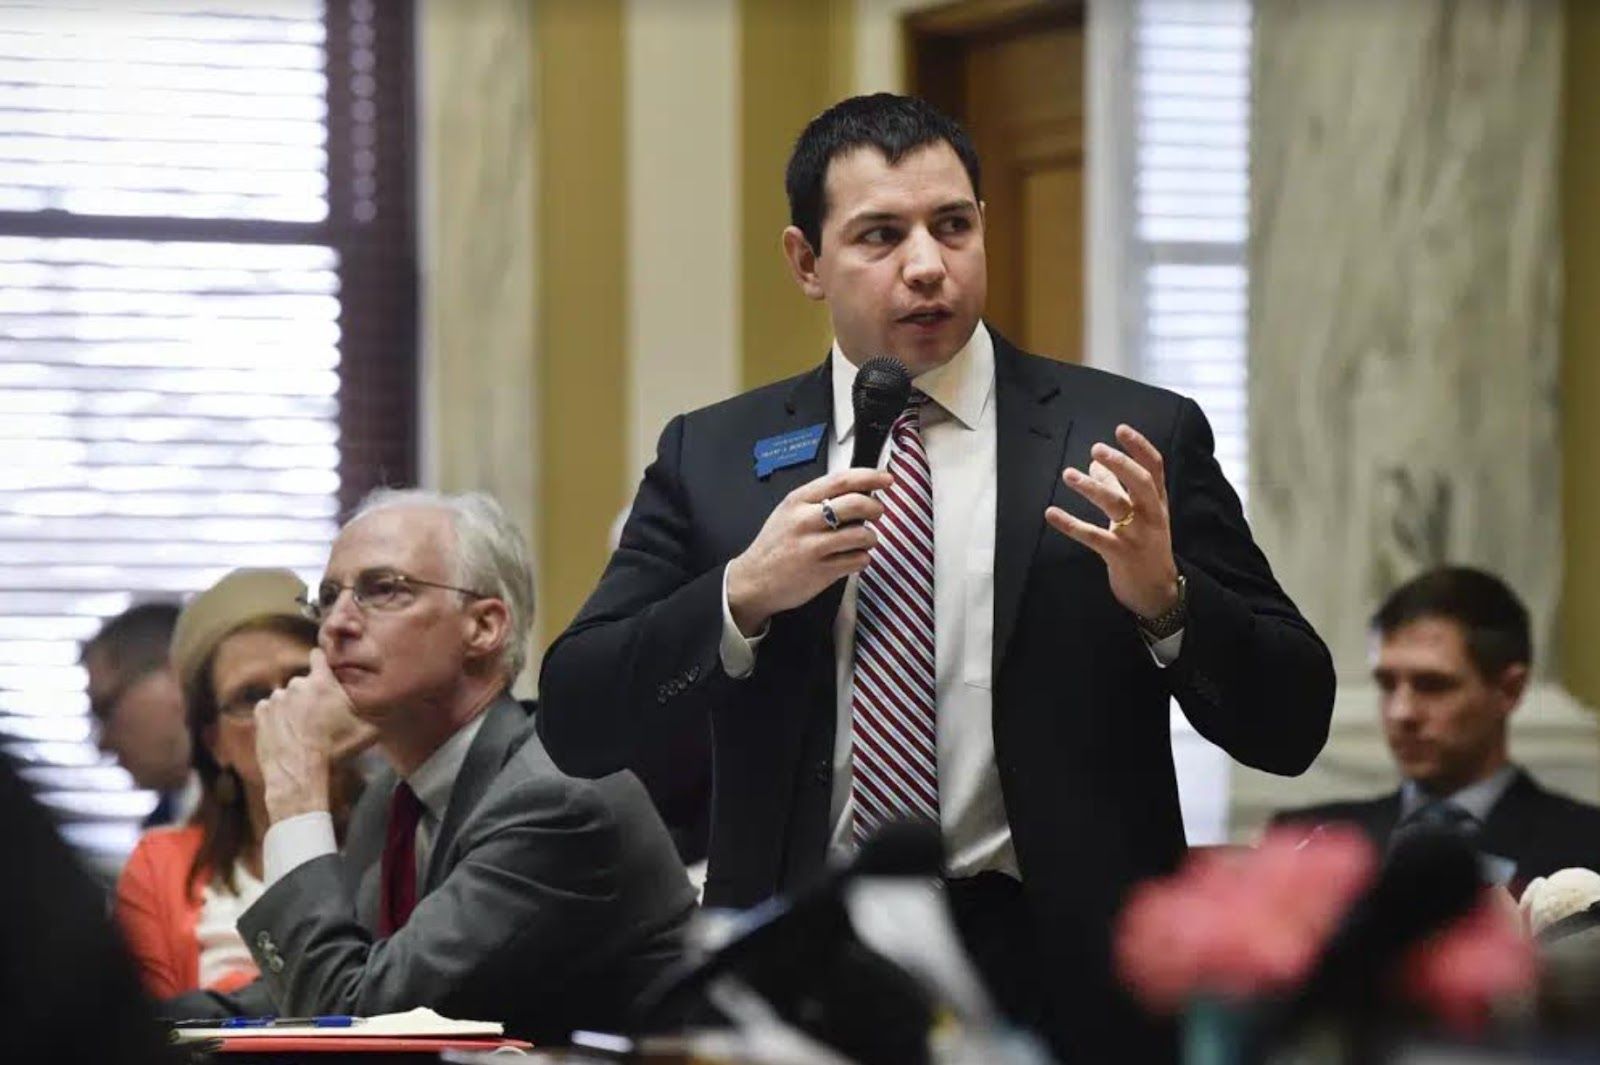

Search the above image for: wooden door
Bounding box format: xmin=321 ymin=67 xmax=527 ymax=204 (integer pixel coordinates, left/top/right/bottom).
xmin=907 ymin=1 xmax=1084 ymax=362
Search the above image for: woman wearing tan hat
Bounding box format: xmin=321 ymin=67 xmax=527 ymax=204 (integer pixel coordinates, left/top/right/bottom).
xmin=113 ymin=568 xmax=363 ymax=1000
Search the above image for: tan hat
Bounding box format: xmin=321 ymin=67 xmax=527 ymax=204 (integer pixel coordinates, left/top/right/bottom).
xmin=170 ymin=567 xmax=315 ymax=698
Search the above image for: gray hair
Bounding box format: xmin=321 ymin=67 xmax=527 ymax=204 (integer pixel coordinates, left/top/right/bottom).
xmin=350 ymin=488 xmax=535 ymax=682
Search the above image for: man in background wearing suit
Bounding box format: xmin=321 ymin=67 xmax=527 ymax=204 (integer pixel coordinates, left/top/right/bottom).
xmin=240 ymin=489 xmax=694 ymax=1043
xmin=1276 ymin=566 xmax=1600 ymax=888
xmin=84 ymin=602 xmax=199 ymax=828
xmin=538 ymin=94 xmax=1334 ymax=1060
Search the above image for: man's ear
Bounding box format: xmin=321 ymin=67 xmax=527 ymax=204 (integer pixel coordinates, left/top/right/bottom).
xmin=1495 ymin=661 xmax=1530 ymax=713
xmin=461 ymin=598 xmax=511 ymax=666
xmin=782 ymin=226 xmax=825 ymax=301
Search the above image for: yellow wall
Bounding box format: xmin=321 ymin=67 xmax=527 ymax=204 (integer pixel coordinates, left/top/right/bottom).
xmin=535 ymin=0 xmax=627 ymax=647
xmin=740 ymin=0 xmax=855 ymax=389
xmin=1563 ymin=0 xmax=1600 ymax=704
xmin=525 ymin=0 xmax=858 ymax=646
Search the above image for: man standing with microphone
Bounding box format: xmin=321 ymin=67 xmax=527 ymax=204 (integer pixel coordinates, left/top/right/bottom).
xmin=539 ymin=94 xmax=1334 ymax=1061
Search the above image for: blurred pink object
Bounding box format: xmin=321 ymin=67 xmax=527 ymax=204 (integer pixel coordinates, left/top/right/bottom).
xmin=1115 ymin=826 xmax=1375 ymax=1011
xmin=1115 ymin=825 xmax=1535 ymax=1030
xmin=1398 ymin=889 xmax=1536 ymax=1034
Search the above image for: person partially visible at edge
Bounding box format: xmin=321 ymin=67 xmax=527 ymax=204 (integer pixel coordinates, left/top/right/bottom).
xmin=84 ymin=602 xmax=198 ymax=827
xmin=0 ymin=750 xmax=171 ymax=1065
xmin=114 ymin=568 xmax=364 ymax=1000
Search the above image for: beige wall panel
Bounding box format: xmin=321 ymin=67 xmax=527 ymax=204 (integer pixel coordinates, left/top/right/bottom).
xmin=626 ymin=0 xmax=740 ymax=485
xmin=741 ymin=0 xmax=854 ymax=388
xmin=1564 ymin=0 xmax=1600 ymax=706
xmin=416 ymin=0 xmax=541 ymax=670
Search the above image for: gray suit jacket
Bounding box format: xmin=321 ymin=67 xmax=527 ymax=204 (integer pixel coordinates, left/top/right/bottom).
xmin=238 ymin=696 xmax=695 ymax=1043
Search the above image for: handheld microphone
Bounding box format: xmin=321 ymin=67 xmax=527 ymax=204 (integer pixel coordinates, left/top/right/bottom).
xmin=851 ymin=356 xmax=912 ymax=468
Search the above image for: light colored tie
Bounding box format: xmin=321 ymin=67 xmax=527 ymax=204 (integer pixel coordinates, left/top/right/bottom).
xmin=850 ymin=392 xmax=939 ymax=843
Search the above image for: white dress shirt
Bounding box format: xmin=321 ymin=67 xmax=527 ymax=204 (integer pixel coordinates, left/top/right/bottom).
xmin=263 ymin=712 xmax=488 ymax=888
xmin=196 ymin=861 xmax=266 ymax=987
xmin=721 ymin=322 xmax=1184 ymax=880
xmin=1398 ymin=764 xmax=1518 ymax=824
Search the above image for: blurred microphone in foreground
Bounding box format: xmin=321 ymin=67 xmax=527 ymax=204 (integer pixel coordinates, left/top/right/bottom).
xmin=634 ymin=819 xmax=1052 ymax=1065
xmin=1116 ymin=825 xmax=1535 ymax=1058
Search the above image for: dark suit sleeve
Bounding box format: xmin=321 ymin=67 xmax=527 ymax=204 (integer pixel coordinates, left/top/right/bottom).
xmin=1161 ymin=396 xmax=1335 ymax=774
xmin=538 ymin=413 xmax=731 ymax=781
xmin=238 ymin=778 xmax=641 ymax=1026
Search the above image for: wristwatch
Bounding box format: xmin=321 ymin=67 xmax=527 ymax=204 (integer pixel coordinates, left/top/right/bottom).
xmin=1136 ymin=573 xmax=1188 ymax=641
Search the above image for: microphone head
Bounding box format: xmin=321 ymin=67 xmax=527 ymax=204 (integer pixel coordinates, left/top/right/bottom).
xmin=851 ymin=356 xmax=912 ymax=468
xmin=1265 ymin=825 xmax=1482 ymax=1043
xmin=852 ymin=818 xmax=945 ymax=880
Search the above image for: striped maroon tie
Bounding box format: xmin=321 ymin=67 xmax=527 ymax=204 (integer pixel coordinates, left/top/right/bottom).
xmin=850 ymin=391 xmax=938 ymax=843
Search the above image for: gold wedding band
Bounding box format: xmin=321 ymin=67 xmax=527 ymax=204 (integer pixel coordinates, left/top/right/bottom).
xmin=1111 ymin=511 xmax=1136 ymax=532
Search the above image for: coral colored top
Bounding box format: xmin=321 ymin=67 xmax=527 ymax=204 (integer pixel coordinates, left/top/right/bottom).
xmin=114 ymin=825 xmax=261 ymax=999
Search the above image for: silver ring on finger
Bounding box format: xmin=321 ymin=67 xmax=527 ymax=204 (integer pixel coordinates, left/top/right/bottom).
xmin=820 ymin=498 xmax=841 ymax=531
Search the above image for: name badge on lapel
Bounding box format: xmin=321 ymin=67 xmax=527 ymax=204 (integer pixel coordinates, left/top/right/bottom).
xmin=753 ymin=423 xmax=826 ymax=479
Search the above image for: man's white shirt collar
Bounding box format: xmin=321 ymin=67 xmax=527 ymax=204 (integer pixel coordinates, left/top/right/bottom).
xmin=829 ymin=320 xmax=995 ymax=445
xmin=406 ymin=711 xmax=487 ymax=823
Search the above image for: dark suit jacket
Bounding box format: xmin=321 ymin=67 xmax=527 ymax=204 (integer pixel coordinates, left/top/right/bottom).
xmin=0 ymin=753 xmax=172 ymax=1064
xmin=1273 ymin=768 xmax=1600 ymax=889
xmin=238 ymin=696 xmax=696 ymax=1043
xmin=538 ymin=334 xmax=1336 ymax=1059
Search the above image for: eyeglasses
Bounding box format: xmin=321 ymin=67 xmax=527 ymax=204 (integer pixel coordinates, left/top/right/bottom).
xmin=298 ymin=569 xmax=488 ymax=624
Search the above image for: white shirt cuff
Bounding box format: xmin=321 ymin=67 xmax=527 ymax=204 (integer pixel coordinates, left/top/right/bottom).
xmin=719 ymin=566 xmax=768 ymax=680
xmin=263 ymin=811 xmax=338 ymax=887
xmin=1145 ymin=627 xmax=1185 ymax=668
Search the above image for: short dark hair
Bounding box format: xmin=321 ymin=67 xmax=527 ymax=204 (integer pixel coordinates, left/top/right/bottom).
xmin=785 ymin=92 xmax=982 ymax=254
xmin=1372 ymin=566 xmax=1532 ymax=678
xmin=81 ymin=601 xmax=181 ymax=692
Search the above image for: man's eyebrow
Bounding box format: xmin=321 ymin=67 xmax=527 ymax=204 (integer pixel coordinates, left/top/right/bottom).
xmin=843 ymin=210 xmax=904 ymax=228
xmin=842 ymin=199 xmax=978 ymax=228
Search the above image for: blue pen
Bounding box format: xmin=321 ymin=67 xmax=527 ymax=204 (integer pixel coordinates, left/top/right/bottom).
xmin=215 ymin=1016 xmax=358 ymax=1029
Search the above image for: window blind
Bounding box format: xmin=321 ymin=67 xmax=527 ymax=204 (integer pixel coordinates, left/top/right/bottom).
xmin=0 ymin=0 xmax=415 ymax=875
xmin=1132 ymin=0 xmax=1251 ymax=505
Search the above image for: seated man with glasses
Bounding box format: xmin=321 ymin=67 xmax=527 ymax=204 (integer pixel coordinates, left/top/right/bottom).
xmin=227 ymin=489 xmax=694 ymax=1042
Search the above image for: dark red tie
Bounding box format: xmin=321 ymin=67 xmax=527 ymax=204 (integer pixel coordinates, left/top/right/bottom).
xmin=850 ymin=392 xmax=939 ymax=843
xmin=379 ymin=782 xmax=423 ymax=935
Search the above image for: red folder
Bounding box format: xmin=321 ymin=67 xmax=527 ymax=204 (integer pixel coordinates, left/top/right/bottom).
xmin=211 ymin=1035 xmax=534 ymax=1053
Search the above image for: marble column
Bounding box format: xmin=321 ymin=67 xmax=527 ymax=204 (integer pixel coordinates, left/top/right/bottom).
xmin=415 ymin=0 xmax=540 ymax=659
xmin=1237 ymin=0 xmax=1592 ymax=831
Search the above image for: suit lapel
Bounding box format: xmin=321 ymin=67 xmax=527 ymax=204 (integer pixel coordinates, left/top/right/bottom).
xmin=1368 ymin=792 xmax=1402 ymax=847
xmin=992 ymin=340 xmax=1073 ymax=676
xmin=1477 ymin=769 xmax=1534 ymax=869
xmin=757 ymin=359 xmax=834 ymax=514
xmin=755 ymin=359 xmax=849 ymax=629
xmin=349 ymin=766 xmax=396 ymax=930
xmin=421 ymin=695 xmax=528 ymax=892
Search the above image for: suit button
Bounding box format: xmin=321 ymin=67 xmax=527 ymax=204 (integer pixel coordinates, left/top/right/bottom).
xmin=811 ymin=761 xmax=830 ymax=785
